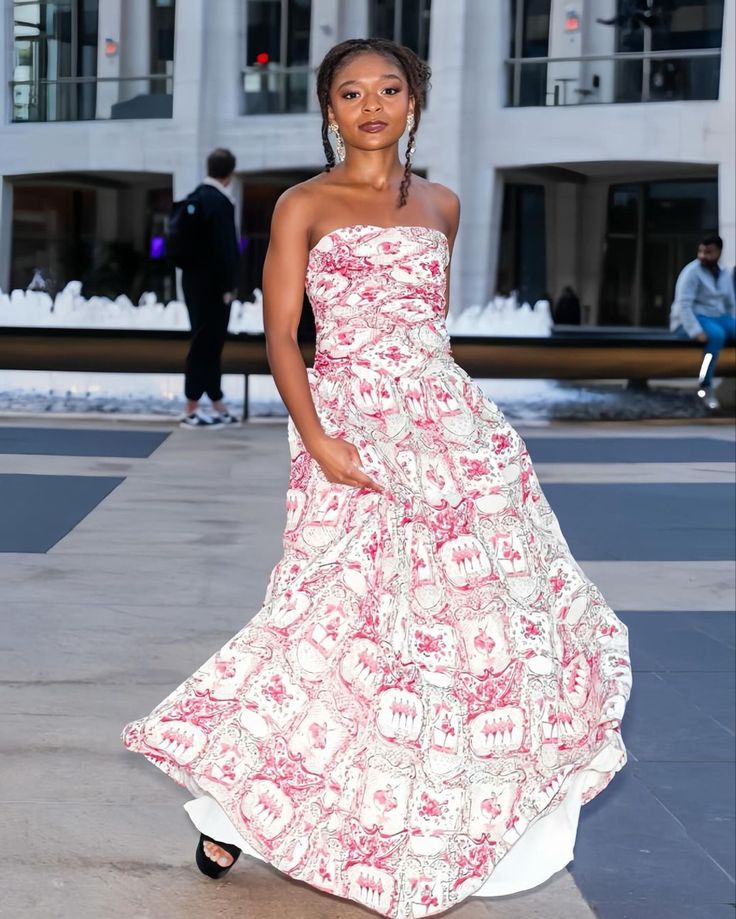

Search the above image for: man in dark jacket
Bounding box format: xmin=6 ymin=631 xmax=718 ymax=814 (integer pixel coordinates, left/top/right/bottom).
xmin=181 ymin=148 xmax=240 ymax=428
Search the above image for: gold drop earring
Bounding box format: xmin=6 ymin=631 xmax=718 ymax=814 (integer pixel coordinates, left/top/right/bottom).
xmin=406 ymin=112 xmax=416 ymax=159
xmin=329 ymin=122 xmax=345 ymax=162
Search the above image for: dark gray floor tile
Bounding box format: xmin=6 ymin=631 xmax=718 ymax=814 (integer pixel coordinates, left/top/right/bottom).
xmin=572 ymin=770 xmax=734 ymax=905
xmin=590 ymin=902 xmax=736 ymax=919
xmin=683 ymin=611 xmax=736 ymax=650
xmin=633 ymin=762 xmax=736 ymax=877
xmin=617 ymin=612 xmax=735 ymax=672
xmin=633 ymin=762 xmax=735 ymax=817
xmin=0 ymin=474 xmax=124 ymax=553
xmin=0 ymin=426 xmax=168 ymax=458
xmin=622 ymin=673 xmax=734 ymax=762
xmin=544 ymin=484 xmax=736 ymax=561
xmin=525 ymin=436 xmax=736 ymax=465
xmin=660 ymin=671 xmax=736 ymax=733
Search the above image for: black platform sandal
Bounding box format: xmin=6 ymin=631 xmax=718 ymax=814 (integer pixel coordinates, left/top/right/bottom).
xmin=195 ymin=833 xmax=242 ymax=879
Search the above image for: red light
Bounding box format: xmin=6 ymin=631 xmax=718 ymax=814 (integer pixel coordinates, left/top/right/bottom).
xmin=565 ymin=14 xmax=580 ymax=32
xmin=105 ymin=38 xmax=118 ymax=57
xmin=255 ymin=52 xmax=269 ymax=65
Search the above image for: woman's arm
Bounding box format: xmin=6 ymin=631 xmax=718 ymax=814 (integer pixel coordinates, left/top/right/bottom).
xmin=263 ymin=188 xmax=383 ymax=493
xmin=263 ymin=189 xmax=326 ymax=452
xmin=438 ymin=187 xmax=461 ymax=319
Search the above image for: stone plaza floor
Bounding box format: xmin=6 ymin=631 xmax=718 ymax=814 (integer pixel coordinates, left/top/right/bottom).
xmin=0 ymin=415 xmax=734 ymax=919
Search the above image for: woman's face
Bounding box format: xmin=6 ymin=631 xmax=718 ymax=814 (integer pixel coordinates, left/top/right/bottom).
xmin=328 ymin=51 xmax=413 ymax=155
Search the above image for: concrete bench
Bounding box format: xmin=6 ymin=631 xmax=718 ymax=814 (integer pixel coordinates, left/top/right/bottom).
xmin=1 ymin=326 xmax=733 ymax=419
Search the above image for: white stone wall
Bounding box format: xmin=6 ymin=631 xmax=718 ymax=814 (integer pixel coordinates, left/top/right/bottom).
xmin=0 ymin=0 xmax=733 ymax=313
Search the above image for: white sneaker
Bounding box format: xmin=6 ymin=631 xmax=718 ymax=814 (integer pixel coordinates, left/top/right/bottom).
xmin=180 ymin=409 xmax=224 ymax=429
xmin=696 ymin=386 xmax=721 ymax=411
xmin=215 ymin=411 xmax=241 ymax=426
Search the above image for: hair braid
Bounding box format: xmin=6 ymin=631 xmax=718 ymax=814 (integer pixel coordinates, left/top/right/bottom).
xmin=399 ymin=121 xmax=417 ymax=207
xmin=321 ymin=117 xmax=335 ymax=170
xmin=315 ymin=39 xmax=431 ymax=207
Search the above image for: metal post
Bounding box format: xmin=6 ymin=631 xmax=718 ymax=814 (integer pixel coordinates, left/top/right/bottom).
xmin=641 ymin=2 xmax=652 ymax=103
xmin=280 ymin=0 xmax=288 ymax=113
xmin=512 ymin=0 xmax=523 ymax=107
xmin=633 ymin=184 xmax=645 ymax=326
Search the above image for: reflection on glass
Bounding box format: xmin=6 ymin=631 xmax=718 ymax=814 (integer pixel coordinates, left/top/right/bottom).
xmin=506 ymin=0 xmax=723 ymax=106
xmin=600 ymin=179 xmax=719 ymax=327
xmin=370 ymin=0 xmax=432 ymax=60
xmin=12 ymin=0 xmax=176 ymax=122
xmin=243 ymin=0 xmax=311 ymax=114
xmin=496 ymin=184 xmax=547 ymax=307
xmin=11 ymin=181 xmax=176 ymax=301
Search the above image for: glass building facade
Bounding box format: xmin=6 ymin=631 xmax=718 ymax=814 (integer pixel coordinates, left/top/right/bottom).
xmin=2 ymin=0 xmax=733 ymax=331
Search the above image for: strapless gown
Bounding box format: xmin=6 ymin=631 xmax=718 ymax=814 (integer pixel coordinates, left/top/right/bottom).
xmin=122 ymin=224 xmax=632 ymax=917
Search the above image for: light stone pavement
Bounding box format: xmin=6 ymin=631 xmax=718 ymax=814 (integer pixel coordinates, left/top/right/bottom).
xmin=1 ymin=416 xmax=733 ymax=919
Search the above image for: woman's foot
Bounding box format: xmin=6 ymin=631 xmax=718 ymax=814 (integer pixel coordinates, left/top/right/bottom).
xmin=195 ymin=833 xmax=241 ymax=879
xmin=202 ymin=839 xmax=235 ymax=868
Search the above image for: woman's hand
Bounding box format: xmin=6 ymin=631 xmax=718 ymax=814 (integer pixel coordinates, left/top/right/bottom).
xmin=307 ymin=435 xmax=384 ymax=493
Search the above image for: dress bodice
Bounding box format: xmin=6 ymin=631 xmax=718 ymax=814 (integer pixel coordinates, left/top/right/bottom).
xmin=305 ymin=224 xmax=452 ymax=377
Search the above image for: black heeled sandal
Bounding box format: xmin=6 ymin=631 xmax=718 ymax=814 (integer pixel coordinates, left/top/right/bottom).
xmin=195 ymin=833 xmax=242 ymax=879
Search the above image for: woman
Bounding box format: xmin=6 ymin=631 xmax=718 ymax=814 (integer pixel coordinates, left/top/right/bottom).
xmin=123 ymin=38 xmax=631 ymax=917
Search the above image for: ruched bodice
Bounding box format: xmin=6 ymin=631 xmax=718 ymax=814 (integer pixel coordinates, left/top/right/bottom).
xmin=306 ymin=225 xmax=452 ymax=377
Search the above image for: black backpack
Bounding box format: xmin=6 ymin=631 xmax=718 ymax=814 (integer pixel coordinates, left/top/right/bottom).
xmin=166 ymin=187 xmax=204 ymax=268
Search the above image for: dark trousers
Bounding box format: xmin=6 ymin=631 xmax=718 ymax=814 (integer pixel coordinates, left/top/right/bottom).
xmin=182 ymin=273 xmax=232 ymax=402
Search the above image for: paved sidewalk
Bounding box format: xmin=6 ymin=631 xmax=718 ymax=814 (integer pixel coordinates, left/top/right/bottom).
xmin=1 ymin=417 xmax=733 ymax=919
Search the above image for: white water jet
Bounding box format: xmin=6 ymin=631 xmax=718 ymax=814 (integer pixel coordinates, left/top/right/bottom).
xmin=0 ymin=281 xmax=265 ymax=335
xmin=0 ymin=283 xmax=551 ymax=338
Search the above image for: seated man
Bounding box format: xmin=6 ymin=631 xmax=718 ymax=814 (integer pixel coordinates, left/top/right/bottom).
xmin=670 ymin=235 xmax=736 ymax=411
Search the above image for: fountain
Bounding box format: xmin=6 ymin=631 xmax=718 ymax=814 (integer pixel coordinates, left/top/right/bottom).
xmin=0 ymin=283 xmax=556 ymax=415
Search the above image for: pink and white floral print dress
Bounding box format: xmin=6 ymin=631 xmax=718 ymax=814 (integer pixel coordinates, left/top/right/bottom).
xmin=122 ymin=224 xmax=631 ymax=918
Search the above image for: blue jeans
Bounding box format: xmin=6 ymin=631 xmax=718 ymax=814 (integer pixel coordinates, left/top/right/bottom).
xmin=675 ymin=314 xmax=736 ymax=386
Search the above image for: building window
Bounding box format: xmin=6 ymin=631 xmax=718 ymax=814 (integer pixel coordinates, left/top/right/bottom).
xmin=599 ymin=179 xmax=719 ymax=327
xmin=150 ymin=0 xmax=176 ymax=76
xmin=10 ymin=175 xmax=175 ymax=302
xmin=243 ymin=0 xmax=311 ymax=114
xmin=612 ymin=0 xmax=724 ymax=102
xmin=11 ymin=0 xmax=175 ymax=122
xmin=508 ymin=0 xmax=551 ymax=107
xmin=369 ymin=0 xmax=432 ymax=60
xmin=506 ymin=0 xmax=723 ymax=106
xmin=496 ymin=184 xmax=547 ymax=307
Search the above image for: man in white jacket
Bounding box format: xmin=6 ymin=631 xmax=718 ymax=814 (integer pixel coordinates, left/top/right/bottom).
xmin=670 ymin=235 xmax=736 ymax=410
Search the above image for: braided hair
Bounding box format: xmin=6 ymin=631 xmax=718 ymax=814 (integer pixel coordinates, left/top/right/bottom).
xmin=316 ymin=39 xmax=431 ymax=208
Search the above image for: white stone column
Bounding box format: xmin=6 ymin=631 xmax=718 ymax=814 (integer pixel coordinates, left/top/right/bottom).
xmin=119 ymin=0 xmax=152 ymax=102
xmin=426 ymin=0 xmax=507 ymax=312
xmin=339 ymin=0 xmax=369 ymax=40
xmin=547 ymin=0 xmax=583 ymax=106
xmin=95 ymin=0 xmax=122 ymax=118
xmin=308 ymin=0 xmax=340 ymax=112
xmin=206 ymin=0 xmax=244 ymax=120
xmin=172 ymin=0 xmax=207 ymax=198
xmin=421 ymin=0 xmax=467 ymax=312
xmin=0 ymin=179 xmax=13 ymax=293
xmin=1 ymin=0 xmax=13 ymax=126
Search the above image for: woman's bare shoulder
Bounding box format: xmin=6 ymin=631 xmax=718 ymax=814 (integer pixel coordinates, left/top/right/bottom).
xmin=415 ymin=177 xmax=460 ymax=237
xmin=429 ymin=180 xmax=460 ymax=219
xmin=272 ymin=174 xmax=340 ymax=233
